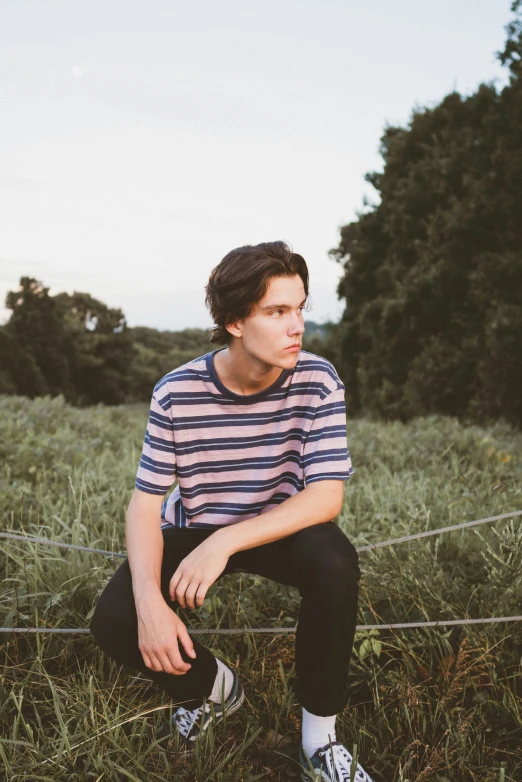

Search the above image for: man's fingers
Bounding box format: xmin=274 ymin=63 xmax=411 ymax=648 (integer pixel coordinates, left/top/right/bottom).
xmin=142 ymin=647 xmax=191 ymax=675
xmin=177 ymin=623 xmax=197 ymax=660
xmin=184 ymin=582 xmax=200 ymax=610
xmin=169 ymin=569 xmax=183 ymax=601
xmin=156 ymin=652 xmax=176 ymax=675
xmin=166 ymin=645 xmax=192 ymax=674
xmin=160 ymin=650 xmax=191 ymax=675
xmin=140 ymin=646 xmax=162 ymax=672
xmin=174 ymin=576 xmax=197 ymax=608
xmin=141 ymin=650 xmax=154 ymax=670
xmin=175 ymin=576 xmax=192 ymax=608
xmin=195 ymin=582 xmax=209 ymax=607
xmin=146 ymin=652 xmax=165 ymax=672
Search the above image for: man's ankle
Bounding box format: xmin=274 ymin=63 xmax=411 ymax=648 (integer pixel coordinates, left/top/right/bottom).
xmin=301 ymin=707 xmax=337 ymax=757
xmin=208 ymin=657 xmax=234 ymax=704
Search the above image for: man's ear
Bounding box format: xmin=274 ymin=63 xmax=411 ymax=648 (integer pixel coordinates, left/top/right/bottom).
xmin=226 ymin=320 xmax=243 ymax=339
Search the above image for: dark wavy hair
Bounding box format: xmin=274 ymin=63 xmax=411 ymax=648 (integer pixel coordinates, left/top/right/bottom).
xmin=205 ymin=241 xmax=309 ymax=345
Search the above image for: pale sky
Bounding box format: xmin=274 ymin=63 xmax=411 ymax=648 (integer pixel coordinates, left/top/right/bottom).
xmin=0 ymin=0 xmax=514 ymax=330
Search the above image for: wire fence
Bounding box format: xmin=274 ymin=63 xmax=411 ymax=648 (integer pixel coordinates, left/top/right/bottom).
xmin=1 ymin=509 xmax=521 ymax=635
xmin=1 ymin=509 xmax=520 ymax=559
xmin=2 ymin=616 xmax=522 ymax=635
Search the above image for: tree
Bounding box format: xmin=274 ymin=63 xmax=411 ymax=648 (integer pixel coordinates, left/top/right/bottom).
xmin=330 ymin=2 xmax=522 ymax=425
xmin=2 ymin=278 xmax=215 ymax=405
xmin=53 ymin=291 xmax=135 ymax=405
xmin=4 ymin=277 xmax=71 ymax=397
xmin=127 ymin=326 xmax=212 ymax=400
xmin=0 ymin=329 xmax=46 ymax=396
xmin=499 ymin=0 xmax=522 ymax=82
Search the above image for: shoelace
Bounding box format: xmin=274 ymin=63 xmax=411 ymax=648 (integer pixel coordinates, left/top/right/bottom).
xmin=318 ymin=743 xmax=371 ymax=782
xmin=174 ymin=703 xmax=210 ymax=738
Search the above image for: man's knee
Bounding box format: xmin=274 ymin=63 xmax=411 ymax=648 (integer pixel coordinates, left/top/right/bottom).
xmin=292 ymin=522 xmax=360 ymax=589
xmin=89 ymin=562 xmax=137 ymax=653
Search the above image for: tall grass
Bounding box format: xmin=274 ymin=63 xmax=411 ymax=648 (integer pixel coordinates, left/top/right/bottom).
xmin=0 ymin=395 xmax=521 ymax=780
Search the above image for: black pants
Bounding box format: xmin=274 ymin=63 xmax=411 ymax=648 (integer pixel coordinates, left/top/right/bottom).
xmin=89 ymin=521 xmax=360 ymax=717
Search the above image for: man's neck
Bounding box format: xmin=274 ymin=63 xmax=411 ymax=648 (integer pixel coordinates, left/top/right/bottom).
xmin=213 ymin=345 xmax=283 ymax=396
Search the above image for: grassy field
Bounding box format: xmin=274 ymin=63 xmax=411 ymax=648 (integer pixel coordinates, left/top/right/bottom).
xmin=0 ymin=394 xmax=521 ymax=781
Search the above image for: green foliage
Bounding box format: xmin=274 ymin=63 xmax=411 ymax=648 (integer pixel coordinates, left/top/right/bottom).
xmin=302 ymin=321 xmax=343 ymax=373
xmin=4 ymin=277 xmax=72 ymax=398
xmin=1 ymin=280 xmax=135 ymax=406
xmin=128 ymin=326 xmax=212 ymax=400
xmin=54 ymin=291 xmax=135 ymax=405
xmin=0 ymin=396 xmax=521 ymax=779
xmin=1 ymin=279 xmax=212 ymax=406
xmin=499 ymin=1 xmax=522 ymax=82
xmin=331 ymin=2 xmax=522 ymax=426
xmin=0 ymin=328 xmax=45 ymax=397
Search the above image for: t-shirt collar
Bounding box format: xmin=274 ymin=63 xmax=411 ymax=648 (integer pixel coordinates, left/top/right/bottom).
xmin=206 ymin=348 xmax=293 ymax=403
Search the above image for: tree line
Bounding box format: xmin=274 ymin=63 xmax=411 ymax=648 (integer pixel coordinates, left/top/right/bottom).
xmin=0 ymin=277 xmax=330 ymax=406
xmin=1 ymin=2 xmax=520 ymax=424
xmin=0 ymin=278 xmax=215 ymax=405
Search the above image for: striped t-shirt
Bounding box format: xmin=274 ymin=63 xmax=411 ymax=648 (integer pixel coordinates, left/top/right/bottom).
xmin=135 ymin=349 xmax=354 ymax=529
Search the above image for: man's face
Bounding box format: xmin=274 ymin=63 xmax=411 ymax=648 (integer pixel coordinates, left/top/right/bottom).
xmin=229 ymin=274 xmax=307 ymax=369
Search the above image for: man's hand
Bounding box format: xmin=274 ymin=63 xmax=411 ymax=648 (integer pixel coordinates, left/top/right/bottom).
xmin=136 ymin=587 xmax=197 ymax=674
xmin=169 ymin=535 xmax=230 ymax=609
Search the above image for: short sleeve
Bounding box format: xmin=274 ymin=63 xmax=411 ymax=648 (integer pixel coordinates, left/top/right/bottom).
xmin=135 ymin=390 xmax=177 ymax=496
xmin=303 ymin=384 xmax=354 ymax=485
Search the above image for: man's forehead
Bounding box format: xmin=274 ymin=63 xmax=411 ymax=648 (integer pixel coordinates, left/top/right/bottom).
xmin=259 ymin=275 xmax=306 ymax=305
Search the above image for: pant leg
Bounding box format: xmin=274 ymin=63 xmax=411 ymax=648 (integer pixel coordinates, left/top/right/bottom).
xmin=228 ymin=521 xmax=360 ymax=716
xmin=89 ymin=526 xmax=218 ymax=708
xmin=90 ymin=521 xmax=360 ymax=715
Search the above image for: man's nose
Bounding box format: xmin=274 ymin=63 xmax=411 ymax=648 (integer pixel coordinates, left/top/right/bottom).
xmin=289 ymin=312 xmax=305 ymax=336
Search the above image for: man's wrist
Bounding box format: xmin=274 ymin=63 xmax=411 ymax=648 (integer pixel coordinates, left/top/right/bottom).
xmin=134 ymin=578 xmax=163 ymax=609
xmin=212 ymin=525 xmax=238 ymax=557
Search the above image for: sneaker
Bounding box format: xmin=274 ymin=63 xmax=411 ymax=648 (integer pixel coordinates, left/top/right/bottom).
xmin=157 ymin=668 xmax=244 ymax=750
xmin=299 ymin=740 xmax=375 ymax=781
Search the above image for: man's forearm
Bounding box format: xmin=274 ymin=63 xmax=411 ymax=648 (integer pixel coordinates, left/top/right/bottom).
xmin=213 ymin=480 xmax=344 ymax=557
xmin=167 ymin=480 xmax=345 ymax=611
xmin=125 ymin=489 xmax=165 ymax=607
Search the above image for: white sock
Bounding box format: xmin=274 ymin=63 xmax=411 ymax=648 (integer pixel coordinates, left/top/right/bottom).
xmin=301 ymin=707 xmax=337 ymax=757
xmin=208 ymin=657 xmax=234 ymax=704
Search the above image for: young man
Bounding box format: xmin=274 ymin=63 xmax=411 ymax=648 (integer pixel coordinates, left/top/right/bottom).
xmin=90 ymin=241 xmax=374 ymax=781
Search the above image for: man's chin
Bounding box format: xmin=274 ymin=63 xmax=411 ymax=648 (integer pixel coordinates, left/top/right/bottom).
xmin=278 ymin=351 xmax=301 ymax=368
xmin=255 ymin=350 xmax=300 ymax=371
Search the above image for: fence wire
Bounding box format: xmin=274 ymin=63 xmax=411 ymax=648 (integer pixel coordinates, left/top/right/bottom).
xmin=1 ymin=509 xmax=520 ymax=559
xmin=2 ymin=616 xmax=522 ymax=634
xmin=1 ymin=509 xmax=520 ymax=636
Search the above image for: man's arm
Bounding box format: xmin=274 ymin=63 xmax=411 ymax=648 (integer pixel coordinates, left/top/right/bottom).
xmin=126 ymin=488 xmax=197 ymax=674
xmin=170 ymin=479 xmax=344 ymax=610
xmin=217 ymin=478 xmax=343 ymax=552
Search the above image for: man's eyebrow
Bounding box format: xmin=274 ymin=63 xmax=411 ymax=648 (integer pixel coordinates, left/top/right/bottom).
xmin=260 ymin=298 xmax=307 ymax=311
